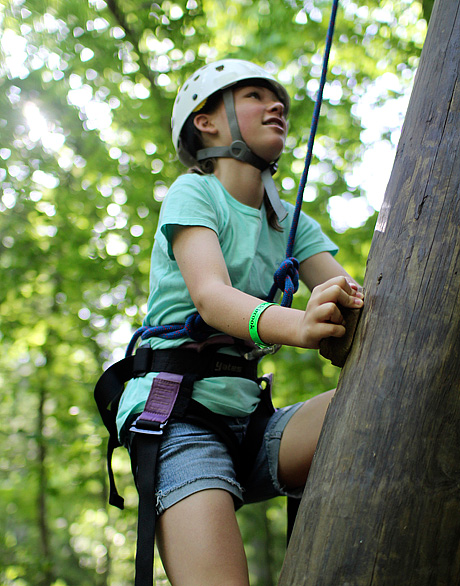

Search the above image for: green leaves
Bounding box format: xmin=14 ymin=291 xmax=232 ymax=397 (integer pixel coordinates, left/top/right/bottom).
xmin=0 ymin=0 xmax=427 ymax=583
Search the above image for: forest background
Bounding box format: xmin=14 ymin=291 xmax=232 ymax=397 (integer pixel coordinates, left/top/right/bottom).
xmin=0 ymin=0 xmax=433 ymax=584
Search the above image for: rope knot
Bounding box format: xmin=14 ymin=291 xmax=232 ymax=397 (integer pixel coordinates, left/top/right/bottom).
xmin=268 ymin=257 xmax=299 ymax=307
xmin=274 ymin=257 xmax=299 ymax=290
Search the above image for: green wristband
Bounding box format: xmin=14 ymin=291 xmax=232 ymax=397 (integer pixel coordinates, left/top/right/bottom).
xmin=249 ymin=302 xmax=276 ymax=349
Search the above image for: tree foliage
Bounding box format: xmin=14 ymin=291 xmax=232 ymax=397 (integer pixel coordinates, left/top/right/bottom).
xmin=0 ymin=0 xmax=427 ymax=584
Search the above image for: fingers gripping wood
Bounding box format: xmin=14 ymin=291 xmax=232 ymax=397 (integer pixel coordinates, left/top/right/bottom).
xmin=319 ymin=304 xmax=362 ymax=367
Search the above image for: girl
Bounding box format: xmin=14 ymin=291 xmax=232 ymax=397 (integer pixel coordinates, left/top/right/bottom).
xmin=117 ymin=58 xmax=363 ymax=585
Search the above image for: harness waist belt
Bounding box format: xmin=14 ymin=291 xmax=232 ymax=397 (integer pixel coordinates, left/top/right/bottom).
xmin=133 ymin=345 xmax=258 ymax=381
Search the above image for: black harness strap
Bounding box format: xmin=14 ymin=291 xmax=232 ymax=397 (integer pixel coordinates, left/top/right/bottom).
xmin=287 ymin=496 xmax=301 ymax=544
xmin=133 ymin=433 xmax=160 ymax=586
xmin=94 ymin=353 xmax=136 ymax=509
xmin=130 ymin=371 xmax=243 ymax=586
xmin=127 ymin=371 xmax=196 ymax=586
xmin=129 ymin=344 xmax=258 ymax=379
xmin=238 ymin=374 xmax=275 ymax=482
xmin=238 ymin=374 xmax=300 ymax=544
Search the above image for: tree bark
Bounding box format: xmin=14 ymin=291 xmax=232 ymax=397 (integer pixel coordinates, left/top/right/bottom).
xmin=279 ymin=0 xmax=460 ymax=584
xmin=37 ymin=381 xmax=53 ymax=586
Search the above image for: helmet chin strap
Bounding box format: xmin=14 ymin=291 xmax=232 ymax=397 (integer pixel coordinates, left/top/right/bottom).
xmin=196 ymin=89 xmax=288 ymax=222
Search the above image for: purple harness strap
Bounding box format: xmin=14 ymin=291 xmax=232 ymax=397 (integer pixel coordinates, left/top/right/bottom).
xmin=130 ymin=372 xmax=183 ymax=434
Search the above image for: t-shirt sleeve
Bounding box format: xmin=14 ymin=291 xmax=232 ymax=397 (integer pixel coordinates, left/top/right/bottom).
xmin=158 ymin=175 xmax=219 ymax=259
xmin=292 ymin=209 xmax=338 ymax=262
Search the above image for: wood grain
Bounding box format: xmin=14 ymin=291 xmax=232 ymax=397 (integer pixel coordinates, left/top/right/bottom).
xmin=280 ymin=0 xmax=460 ymax=583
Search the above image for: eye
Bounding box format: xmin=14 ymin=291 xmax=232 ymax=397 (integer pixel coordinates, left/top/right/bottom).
xmin=246 ymin=89 xmax=261 ymax=99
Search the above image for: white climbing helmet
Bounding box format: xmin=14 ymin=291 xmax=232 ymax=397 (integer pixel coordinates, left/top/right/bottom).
xmin=171 ymin=58 xmax=290 ymax=168
xmin=171 ymin=59 xmax=290 ymax=222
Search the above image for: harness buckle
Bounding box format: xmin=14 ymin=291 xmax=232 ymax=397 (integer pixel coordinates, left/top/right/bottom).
xmin=244 ymin=343 xmax=281 ymax=361
xmin=129 ymin=417 xmax=167 ymax=436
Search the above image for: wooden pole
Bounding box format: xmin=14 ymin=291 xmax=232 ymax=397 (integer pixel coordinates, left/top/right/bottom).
xmin=279 ymin=0 xmax=460 ymax=584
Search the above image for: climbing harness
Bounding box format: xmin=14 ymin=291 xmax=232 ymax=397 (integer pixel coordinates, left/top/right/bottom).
xmin=94 ymin=1 xmax=338 ymax=583
xmin=95 ymin=336 xmax=271 ymax=586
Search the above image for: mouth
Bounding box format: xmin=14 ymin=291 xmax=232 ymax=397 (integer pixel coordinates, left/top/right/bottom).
xmin=262 ymin=118 xmax=285 ymax=131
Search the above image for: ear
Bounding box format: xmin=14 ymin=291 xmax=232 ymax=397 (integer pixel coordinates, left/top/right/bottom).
xmin=193 ymin=113 xmax=218 ymax=135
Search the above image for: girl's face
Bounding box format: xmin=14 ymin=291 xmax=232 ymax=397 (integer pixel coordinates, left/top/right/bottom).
xmin=210 ymin=84 xmax=288 ymax=163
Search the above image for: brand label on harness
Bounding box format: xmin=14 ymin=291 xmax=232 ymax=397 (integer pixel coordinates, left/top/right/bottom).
xmin=215 ymin=361 xmax=243 ymax=374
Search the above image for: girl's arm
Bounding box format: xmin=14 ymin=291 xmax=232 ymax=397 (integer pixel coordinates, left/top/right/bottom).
xmin=299 ymin=251 xmax=358 ymax=290
xmin=172 ymin=226 xmax=363 ymax=350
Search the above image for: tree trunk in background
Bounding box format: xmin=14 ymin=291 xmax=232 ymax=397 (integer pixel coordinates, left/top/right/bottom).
xmin=37 ymin=381 xmax=53 ymax=586
xmin=279 ymin=0 xmax=460 ymax=584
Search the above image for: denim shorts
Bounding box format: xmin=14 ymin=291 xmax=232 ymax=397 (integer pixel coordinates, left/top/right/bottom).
xmin=129 ymin=402 xmax=304 ymax=516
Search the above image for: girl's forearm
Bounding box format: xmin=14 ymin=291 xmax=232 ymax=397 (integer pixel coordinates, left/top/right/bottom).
xmin=195 ymin=283 xmax=305 ymax=347
xmin=197 ymin=276 xmax=363 ymax=350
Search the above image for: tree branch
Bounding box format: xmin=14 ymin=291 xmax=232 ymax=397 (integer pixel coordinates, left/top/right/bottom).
xmin=105 ymin=0 xmax=157 ymax=86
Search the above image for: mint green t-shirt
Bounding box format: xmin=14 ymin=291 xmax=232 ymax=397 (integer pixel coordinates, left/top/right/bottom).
xmin=116 ymin=174 xmax=338 ymax=438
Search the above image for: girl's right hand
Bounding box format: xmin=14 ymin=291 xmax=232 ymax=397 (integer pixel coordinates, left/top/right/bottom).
xmin=300 ymin=276 xmax=363 ymax=349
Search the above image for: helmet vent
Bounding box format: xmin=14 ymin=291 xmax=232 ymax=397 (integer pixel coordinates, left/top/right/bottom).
xmin=216 ymin=65 xmax=224 ymax=71
xmin=192 ymin=94 xmax=198 ymax=101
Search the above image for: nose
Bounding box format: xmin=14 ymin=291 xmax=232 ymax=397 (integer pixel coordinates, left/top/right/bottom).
xmin=269 ymin=99 xmax=285 ymax=117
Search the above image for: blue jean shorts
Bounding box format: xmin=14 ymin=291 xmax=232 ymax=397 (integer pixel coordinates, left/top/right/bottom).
xmin=129 ymin=402 xmax=304 ymax=516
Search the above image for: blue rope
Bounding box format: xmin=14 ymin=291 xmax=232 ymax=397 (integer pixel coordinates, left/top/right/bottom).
xmin=266 ymin=257 xmax=299 ymax=307
xmin=125 ymin=313 xmax=215 ymax=357
xmin=126 ymin=0 xmax=339 ymax=356
xmin=267 ymin=0 xmax=339 ymax=304
xmin=285 ymin=0 xmax=339 ymax=261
